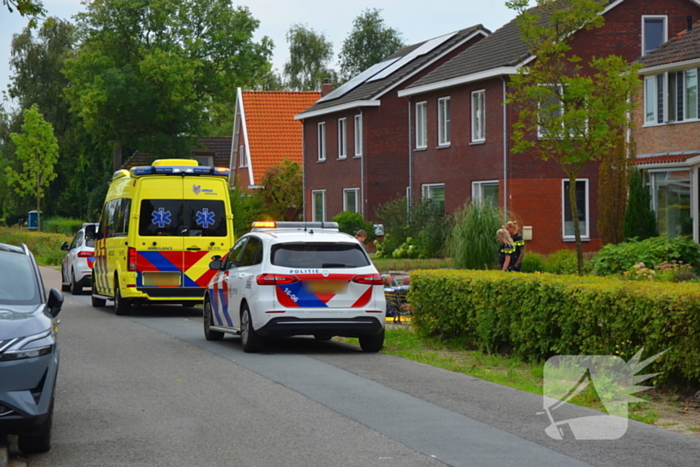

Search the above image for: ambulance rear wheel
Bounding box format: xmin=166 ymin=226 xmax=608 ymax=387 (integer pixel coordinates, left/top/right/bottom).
xmin=114 ymin=281 xmax=130 ymax=316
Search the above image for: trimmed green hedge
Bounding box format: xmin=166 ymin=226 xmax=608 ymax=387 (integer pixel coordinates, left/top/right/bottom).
xmin=409 ymin=269 xmax=700 ymax=384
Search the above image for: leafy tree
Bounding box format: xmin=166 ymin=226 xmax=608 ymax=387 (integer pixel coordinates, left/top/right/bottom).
xmin=597 ymin=135 xmax=632 ymax=245
xmin=283 ymin=24 xmax=336 ymax=91
xmin=259 ymin=159 xmax=303 ymax=221
xmin=506 ymin=0 xmax=641 ymax=275
xmin=338 ymin=8 xmax=404 ymax=81
xmin=7 ymin=104 xmax=59 ymax=231
xmin=3 ymin=0 xmax=45 ymax=27
xmin=624 ymin=169 xmax=658 ymax=241
xmin=63 ymin=0 xmax=274 ymax=172
xmin=229 ymin=180 xmax=266 ymax=237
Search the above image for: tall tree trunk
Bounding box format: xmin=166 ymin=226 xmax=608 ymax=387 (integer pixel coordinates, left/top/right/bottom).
xmin=569 ymin=174 xmax=584 ymax=276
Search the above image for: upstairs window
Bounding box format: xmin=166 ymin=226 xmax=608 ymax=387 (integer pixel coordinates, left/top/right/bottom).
xmin=471 ymin=90 xmax=486 ymax=142
xmin=642 ymin=16 xmax=667 ymax=55
xmin=644 ymin=70 xmax=700 ymax=125
xmin=317 ymin=122 xmax=326 ymax=161
xmin=416 ymin=101 xmax=427 ymax=149
xmin=438 ymin=97 xmax=451 ymax=146
xmin=338 ymin=118 xmax=347 ymax=159
xmin=354 ymin=114 xmax=363 ymax=157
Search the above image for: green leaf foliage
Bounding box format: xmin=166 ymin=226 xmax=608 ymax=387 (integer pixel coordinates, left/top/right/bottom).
xmin=409 ymin=269 xmax=700 ymax=384
xmin=338 ymin=8 xmax=405 ymax=82
xmin=283 ymin=24 xmax=337 ymax=91
xmin=624 ymin=169 xmax=658 ymax=241
xmin=590 ymin=235 xmax=700 ymax=276
xmin=259 ymin=159 xmax=303 ymax=221
xmin=332 ymin=211 xmax=375 ymax=241
xmin=447 ymin=200 xmax=502 ymax=270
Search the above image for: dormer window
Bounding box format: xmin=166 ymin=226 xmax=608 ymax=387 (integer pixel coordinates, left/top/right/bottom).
xmin=642 ymin=16 xmax=667 ymax=55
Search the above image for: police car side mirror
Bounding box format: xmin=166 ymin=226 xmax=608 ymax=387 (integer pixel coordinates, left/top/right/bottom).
xmin=209 ymin=259 xmax=223 ymax=270
xmin=60 ymin=242 xmax=69 ymax=251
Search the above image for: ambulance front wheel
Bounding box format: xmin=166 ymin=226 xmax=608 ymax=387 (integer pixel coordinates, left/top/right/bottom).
xmin=114 ymin=280 xmax=131 ymax=316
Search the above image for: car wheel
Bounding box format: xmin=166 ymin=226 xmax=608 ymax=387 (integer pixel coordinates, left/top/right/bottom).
xmin=359 ymin=329 xmax=385 ymax=353
xmin=70 ymin=270 xmax=82 ymax=295
xmin=240 ymin=303 xmax=262 ymax=353
xmin=203 ymin=300 xmax=224 ymax=341
xmin=18 ymin=398 xmax=53 ymax=454
xmin=61 ymin=266 xmax=69 ymax=292
xmin=91 ymin=278 xmax=106 ymax=308
xmin=314 ymin=334 xmax=333 ymax=341
xmin=114 ymin=280 xmax=130 ymax=316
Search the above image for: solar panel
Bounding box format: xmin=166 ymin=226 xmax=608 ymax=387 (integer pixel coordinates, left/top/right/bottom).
xmin=317 ymin=57 xmax=400 ymax=103
xmin=367 ymin=32 xmax=457 ymax=83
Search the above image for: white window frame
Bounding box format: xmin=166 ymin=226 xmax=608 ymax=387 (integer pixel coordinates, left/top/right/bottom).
xmin=684 ymin=68 xmax=698 ymax=121
xmin=416 ymin=101 xmax=427 ymax=149
xmin=312 ymin=190 xmax=326 ymax=222
xmin=337 ymin=118 xmax=347 ymax=159
xmin=471 ymin=90 xmax=486 ymax=143
xmin=642 ymin=15 xmax=668 ymax=56
xmin=644 ymin=76 xmax=658 ymax=125
xmin=238 ymin=145 xmax=247 ymax=168
xmin=354 ymin=114 xmax=363 ymax=157
xmin=472 ymin=180 xmax=499 ymax=206
xmin=317 ymin=122 xmax=326 ymax=161
xmin=343 ymin=188 xmax=359 ymax=213
xmin=562 ymin=179 xmax=590 ymax=240
xmin=437 ymin=97 xmax=451 ymax=147
xmin=193 ymin=155 xmax=214 ymax=167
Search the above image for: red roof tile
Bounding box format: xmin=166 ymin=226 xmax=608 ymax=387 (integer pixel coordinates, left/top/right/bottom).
xmin=242 ymin=91 xmax=321 ymax=185
xmin=635 ymin=154 xmax=697 ymax=165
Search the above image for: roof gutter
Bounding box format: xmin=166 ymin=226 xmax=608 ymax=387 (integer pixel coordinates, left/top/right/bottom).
xmin=639 ymin=58 xmax=700 ymax=75
xmin=397 ymin=67 xmax=519 ymax=97
xmin=295 ymin=100 xmax=380 ymax=120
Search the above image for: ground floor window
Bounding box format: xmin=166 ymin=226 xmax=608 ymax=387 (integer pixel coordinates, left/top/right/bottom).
xmin=562 ymin=179 xmax=589 ymax=239
xmin=312 ymin=190 xmax=325 ymax=222
xmin=343 ymin=188 xmax=359 ymax=213
xmin=421 ymin=183 xmax=445 ymax=214
xmin=472 ymin=180 xmax=499 ymax=208
xmin=650 ymin=170 xmax=692 ymax=238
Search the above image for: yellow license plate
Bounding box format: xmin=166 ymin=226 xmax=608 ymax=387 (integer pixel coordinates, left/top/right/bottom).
xmin=306 ymin=280 xmax=347 ymax=294
xmin=143 ymin=272 xmax=181 ymax=287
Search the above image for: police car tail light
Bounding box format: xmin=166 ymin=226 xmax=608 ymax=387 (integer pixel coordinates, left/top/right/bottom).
xmin=128 ymin=247 xmax=137 ymax=272
xmin=352 ymin=274 xmax=383 ymax=285
xmin=256 ymin=274 xmax=298 ymax=286
xmin=77 ymin=251 xmax=92 ymax=258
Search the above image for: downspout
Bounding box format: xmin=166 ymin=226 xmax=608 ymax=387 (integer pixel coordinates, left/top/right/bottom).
xmin=407 ymin=96 xmax=413 ymax=201
xmin=360 ymin=109 xmax=365 ymax=216
xmin=301 ymin=120 xmax=306 ymax=221
xmin=501 ymin=76 xmax=508 ymax=219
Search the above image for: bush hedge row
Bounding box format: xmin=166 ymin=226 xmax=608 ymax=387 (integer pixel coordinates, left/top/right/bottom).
xmin=409 ymin=269 xmax=700 ymax=385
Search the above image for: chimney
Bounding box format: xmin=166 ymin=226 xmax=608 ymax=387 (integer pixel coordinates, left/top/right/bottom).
xmin=688 ymin=16 xmax=693 ymax=32
xmin=321 ymin=78 xmax=333 ymax=97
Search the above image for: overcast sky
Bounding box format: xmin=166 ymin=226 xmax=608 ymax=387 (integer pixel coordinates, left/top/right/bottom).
xmin=0 ymin=0 xmax=518 ymax=108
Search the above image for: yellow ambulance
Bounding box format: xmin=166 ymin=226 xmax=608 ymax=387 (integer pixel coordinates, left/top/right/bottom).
xmin=91 ymin=159 xmax=234 ymax=315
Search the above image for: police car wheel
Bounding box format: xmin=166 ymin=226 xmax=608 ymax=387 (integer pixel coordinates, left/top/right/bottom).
xmin=70 ymin=270 xmax=82 ymax=295
xmin=359 ymin=329 xmax=385 ymax=353
xmin=114 ymin=282 xmax=130 ymax=316
xmin=203 ymin=300 xmax=224 ymax=341
xmin=240 ymin=304 xmax=262 ymax=353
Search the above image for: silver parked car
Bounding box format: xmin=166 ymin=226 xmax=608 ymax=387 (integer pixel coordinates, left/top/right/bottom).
xmin=0 ymin=243 xmax=63 ymax=454
xmin=60 ymin=222 xmax=98 ymax=295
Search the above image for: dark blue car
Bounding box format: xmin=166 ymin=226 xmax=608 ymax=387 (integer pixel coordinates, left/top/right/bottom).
xmin=0 ymin=243 xmax=63 ymax=453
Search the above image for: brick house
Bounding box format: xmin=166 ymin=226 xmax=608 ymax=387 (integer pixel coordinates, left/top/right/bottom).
xmin=230 ymin=89 xmax=321 ymax=192
xmin=396 ymin=0 xmax=700 ymax=254
xmin=294 ymin=26 xmax=489 ymax=223
xmin=632 ymin=16 xmax=700 ymax=242
xmin=123 ymin=137 xmax=232 ymax=169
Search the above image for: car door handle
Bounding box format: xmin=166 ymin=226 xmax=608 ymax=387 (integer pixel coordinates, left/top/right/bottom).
xmin=187 ymin=247 xmax=201 ymax=251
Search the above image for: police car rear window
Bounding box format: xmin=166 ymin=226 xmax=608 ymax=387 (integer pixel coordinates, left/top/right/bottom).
xmin=271 ymin=243 xmax=369 ymax=269
xmin=139 ymin=200 xmax=227 ymax=237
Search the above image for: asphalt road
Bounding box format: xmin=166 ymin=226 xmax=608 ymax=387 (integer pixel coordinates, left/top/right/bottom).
xmin=9 ymin=267 xmax=700 ymax=466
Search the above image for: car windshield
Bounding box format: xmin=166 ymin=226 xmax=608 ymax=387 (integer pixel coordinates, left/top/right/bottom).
xmin=271 ymin=243 xmax=370 ymax=268
xmin=0 ymin=252 xmax=40 ymax=306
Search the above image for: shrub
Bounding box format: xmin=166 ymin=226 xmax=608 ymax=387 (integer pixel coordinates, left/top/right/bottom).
xmin=544 ymin=249 xmax=579 ymax=275
xmin=0 ymin=226 xmax=71 ymax=266
xmin=590 ymin=235 xmax=700 ymax=276
xmin=447 ymin=200 xmax=502 ymax=270
xmin=229 ymin=185 xmax=266 ymax=237
xmin=521 ymin=251 xmax=546 ymax=273
xmin=41 ymin=216 xmax=85 ymax=235
xmin=623 ymin=169 xmax=658 ymax=241
xmin=409 ymin=269 xmax=700 ymax=384
xmin=332 ymin=211 xmax=375 ymax=242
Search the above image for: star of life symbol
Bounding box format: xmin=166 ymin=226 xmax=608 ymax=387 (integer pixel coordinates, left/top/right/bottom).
xmin=540 ymin=348 xmax=666 ymax=440
xmin=195 ymin=208 xmax=215 ymax=228
xmin=151 ymin=208 xmax=172 ymax=228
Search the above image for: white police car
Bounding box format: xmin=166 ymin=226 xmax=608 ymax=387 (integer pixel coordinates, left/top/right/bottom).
xmin=203 ymin=221 xmax=386 ymax=353
xmin=60 ymin=223 xmax=98 ymax=295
